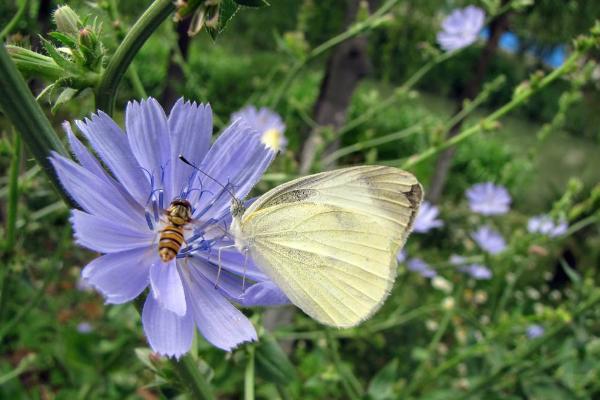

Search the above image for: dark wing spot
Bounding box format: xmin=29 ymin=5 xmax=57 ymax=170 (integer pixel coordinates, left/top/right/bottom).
xmin=261 ymin=189 xmax=318 ymax=208
xmin=406 ymin=183 xmax=424 ymax=229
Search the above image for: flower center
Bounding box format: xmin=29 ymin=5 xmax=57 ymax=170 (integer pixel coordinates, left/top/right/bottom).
xmin=261 ymin=128 xmax=282 ymax=151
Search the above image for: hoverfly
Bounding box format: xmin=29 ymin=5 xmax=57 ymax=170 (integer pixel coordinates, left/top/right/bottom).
xmin=158 ymin=198 xmax=193 ymax=262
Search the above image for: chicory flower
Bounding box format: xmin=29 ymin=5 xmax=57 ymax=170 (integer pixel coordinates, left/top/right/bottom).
xmin=51 ymin=98 xmax=288 ymax=358
xmin=413 ymin=201 xmax=444 ymax=233
xmin=466 ymin=182 xmax=511 ymax=215
xmin=437 ymin=5 xmax=486 ymax=52
xmin=471 ymin=225 xmax=506 ymax=255
xmin=527 ymin=214 xmax=568 ymax=238
xmin=231 ymin=105 xmax=287 ymax=152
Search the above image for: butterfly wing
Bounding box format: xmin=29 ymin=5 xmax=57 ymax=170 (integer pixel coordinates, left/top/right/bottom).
xmin=239 ymin=166 xmax=423 ymax=327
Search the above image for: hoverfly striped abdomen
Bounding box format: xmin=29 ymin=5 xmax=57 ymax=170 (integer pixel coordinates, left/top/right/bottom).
xmin=159 ymin=199 xmax=192 ymax=262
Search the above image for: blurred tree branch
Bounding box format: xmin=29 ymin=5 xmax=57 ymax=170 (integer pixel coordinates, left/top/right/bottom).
xmin=426 ymin=0 xmax=511 ymax=203
xmin=299 ymin=0 xmax=377 ymax=174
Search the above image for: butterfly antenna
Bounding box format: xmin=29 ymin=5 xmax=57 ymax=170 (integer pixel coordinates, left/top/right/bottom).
xmin=178 ymin=154 xmax=238 ymax=201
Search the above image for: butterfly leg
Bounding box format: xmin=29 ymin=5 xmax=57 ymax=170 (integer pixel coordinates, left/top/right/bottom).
xmin=216 ymin=244 xmax=236 ymax=289
xmin=242 ymin=249 xmax=249 ymax=294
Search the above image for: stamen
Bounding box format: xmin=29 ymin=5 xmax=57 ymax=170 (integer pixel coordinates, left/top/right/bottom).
xmin=158 ymin=189 xmax=164 ymax=210
xmin=194 ymin=183 xmax=234 ymax=219
xmin=152 ymin=194 xmax=159 ymax=222
xmin=186 ymin=231 xmax=206 ymax=244
xmin=144 ymin=211 xmax=154 ymax=230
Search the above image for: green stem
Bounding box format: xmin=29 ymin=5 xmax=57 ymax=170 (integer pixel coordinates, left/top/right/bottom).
xmin=4 ymin=131 xmax=21 ymax=255
xmin=0 ymin=256 xmax=61 ymax=342
xmin=402 ymin=50 xmax=581 ymax=169
xmin=324 ymin=124 xmax=421 ymax=165
xmin=269 ymin=0 xmax=402 ymax=107
xmin=325 ymin=330 xmax=363 ymax=400
xmin=133 ymin=296 xmax=215 ymax=399
xmin=244 ymin=346 xmax=255 ymax=400
xmin=0 ymin=0 xmax=29 ymax=40
xmin=333 ymin=49 xmax=456 ymax=141
xmin=127 ymin=64 xmax=148 ymax=98
xmin=106 ymin=0 xmax=148 ymax=99
xmin=0 ymin=44 xmax=71 ymax=204
xmin=460 ymin=291 xmax=600 ymax=399
xmin=403 ymin=307 xmax=453 ymax=396
xmin=95 ymin=0 xmax=175 ymax=114
xmin=171 ymin=354 xmax=216 ymax=400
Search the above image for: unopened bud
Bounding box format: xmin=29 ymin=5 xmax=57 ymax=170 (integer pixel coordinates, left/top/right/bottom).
xmin=78 ymin=28 xmax=93 ymax=47
xmin=54 ymin=5 xmax=81 ymax=36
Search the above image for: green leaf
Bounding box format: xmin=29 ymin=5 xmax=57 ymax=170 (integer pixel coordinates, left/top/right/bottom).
xmin=40 ymin=37 xmax=78 ymax=73
xmin=255 ymin=332 xmax=296 ymax=385
xmin=207 ymin=0 xmax=240 ymax=40
xmin=48 ymin=31 xmax=78 ymax=49
xmin=367 ymin=359 xmax=398 ymax=400
xmin=233 ymin=0 xmax=269 ymax=7
xmin=560 ymin=258 xmax=581 ymax=286
xmin=51 ymin=87 xmax=78 ymax=113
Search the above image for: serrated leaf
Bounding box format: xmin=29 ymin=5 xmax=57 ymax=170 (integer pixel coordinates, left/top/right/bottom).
xmin=206 ymin=0 xmax=240 ymax=40
xmin=234 ymin=0 xmax=269 ymax=7
xmin=52 ymin=87 xmax=78 ymax=113
xmin=48 ymin=31 xmax=78 ymax=48
xmin=255 ymin=332 xmax=296 ymax=385
xmin=40 ymin=37 xmax=78 ymax=73
xmin=367 ymin=359 xmax=399 ymax=400
xmin=135 ymin=348 xmax=158 ymax=372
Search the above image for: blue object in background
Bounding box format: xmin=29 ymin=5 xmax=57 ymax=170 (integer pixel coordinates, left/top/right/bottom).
xmin=479 ymin=29 xmax=519 ymax=53
xmin=498 ymin=32 xmax=519 ymax=53
xmin=541 ymin=45 xmax=566 ymax=68
xmin=479 ymin=27 xmax=566 ymax=68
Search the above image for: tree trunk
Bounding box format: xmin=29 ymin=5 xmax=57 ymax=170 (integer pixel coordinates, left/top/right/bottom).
xmin=426 ymin=4 xmax=511 ymax=203
xmin=160 ymin=18 xmax=192 ymax=109
xmin=298 ymin=0 xmax=375 ymax=174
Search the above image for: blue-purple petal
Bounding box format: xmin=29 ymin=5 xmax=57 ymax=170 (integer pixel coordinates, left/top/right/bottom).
xmin=168 ymin=99 xmax=212 ymax=198
xmin=238 ymin=281 xmax=290 ymax=306
xmin=71 ymin=210 xmax=154 ymax=253
xmin=50 ymin=153 xmax=145 ymax=229
xmin=181 ymin=266 xmax=257 ymax=351
xmin=194 ymin=120 xmax=275 ymax=219
xmin=81 ymin=248 xmax=151 ymax=304
xmin=150 ymin=259 xmax=187 ymax=316
xmin=75 ymin=112 xmax=149 ymax=204
xmin=142 ymin=294 xmax=194 ymax=358
xmin=126 ymin=99 xmax=171 ymax=199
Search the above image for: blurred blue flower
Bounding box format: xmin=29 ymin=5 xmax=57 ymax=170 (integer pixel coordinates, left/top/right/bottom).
xmin=397 ymin=249 xmax=407 ymax=264
xmin=471 ymin=225 xmax=506 ymax=255
xmin=526 ymin=324 xmax=545 ymax=338
xmin=449 ymin=254 xmax=469 ymax=266
xmin=231 ymin=105 xmax=287 ymax=152
xmin=528 ymin=215 xmax=568 ymax=238
xmin=466 ymin=182 xmax=511 ymax=215
xmin=407 ymin=258 xmax=437 ymax=278
xmin=437 ymin=5 xmax=485 ymax=52
xmin=51 ymin=98 xmax=288 ymax=358
xmin=413 ymin=201 xmax=444 ymax=233
xmin=77 ymin=322 xmax=93 ymax=334
xmin=459 ymin=264 xmax=492 ymax=280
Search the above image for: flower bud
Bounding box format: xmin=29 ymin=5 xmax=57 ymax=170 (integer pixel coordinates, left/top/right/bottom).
xmin=54 ymin=5 xmax=81 ymax=36
xmin=78 ymin=28 xmax=94 ymax=48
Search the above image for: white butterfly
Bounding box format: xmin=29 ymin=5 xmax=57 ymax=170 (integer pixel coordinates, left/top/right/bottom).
xmin=229 ymin=165 xmax=423 ymax=327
